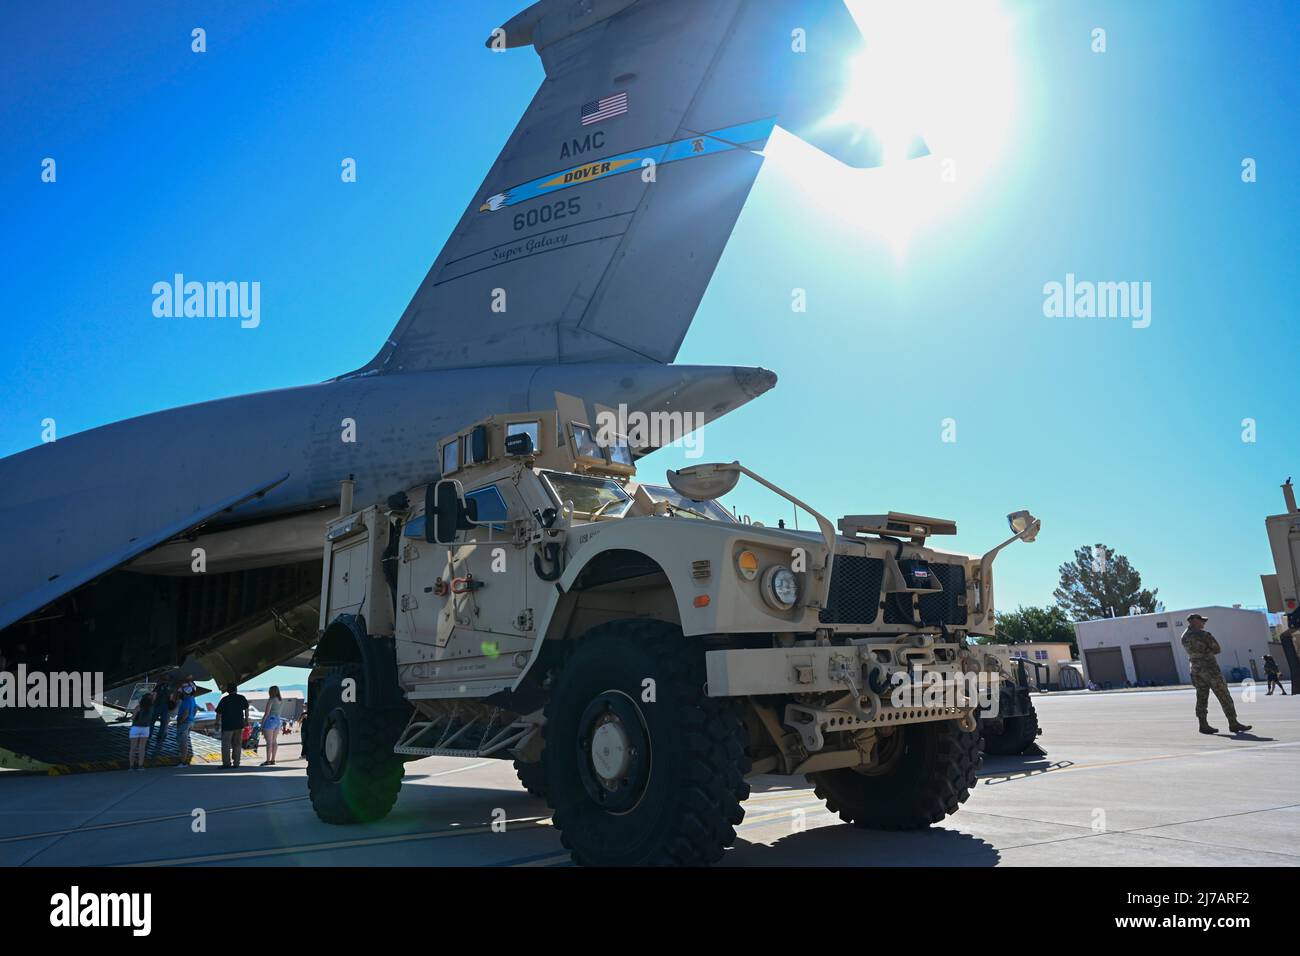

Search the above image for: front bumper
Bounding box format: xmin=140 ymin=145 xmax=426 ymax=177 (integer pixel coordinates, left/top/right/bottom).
xmin=705 ymin=638 xmax=998 ymax=750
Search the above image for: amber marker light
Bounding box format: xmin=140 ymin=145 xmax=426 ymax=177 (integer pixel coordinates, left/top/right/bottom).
xmin=736 ymin=550 xmax=760 ymax=581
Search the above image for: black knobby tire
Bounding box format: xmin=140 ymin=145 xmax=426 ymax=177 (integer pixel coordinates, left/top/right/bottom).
xmin=514 ymin=758 xmax=547 ymax=800
xmin=982 ymin=699 xmax=1041 ymax=755
xmin=307 ymin=665 xmax=410 ymax=824
xmin=544 ymin=620 xmax=751 ymax=866
xmin=809 ymin=718 xmax=983 ymax=830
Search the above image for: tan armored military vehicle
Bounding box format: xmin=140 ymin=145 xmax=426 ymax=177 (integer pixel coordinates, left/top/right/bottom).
xmin=305 ymin=394 xmax=1040 ymax=865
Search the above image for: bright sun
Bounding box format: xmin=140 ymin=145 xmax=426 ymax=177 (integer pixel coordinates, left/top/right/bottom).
xmin=766 ymin=0 xmax=1020 ymax=256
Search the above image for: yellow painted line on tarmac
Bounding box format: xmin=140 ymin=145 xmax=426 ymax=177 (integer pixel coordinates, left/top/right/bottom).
xmin=744 ymin=788 xmax=817 ymax=805
xmin=739 ymin=804 xmax=829 ymax=830
xmin=980 ymin=739 xmax=1300 ymax=783
xmin=126 ymin=815 xmax=551 ymax=867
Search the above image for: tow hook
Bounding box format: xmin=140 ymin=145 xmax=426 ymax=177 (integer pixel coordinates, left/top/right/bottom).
xmin=451 ymin=575 xmax=484 ymax=594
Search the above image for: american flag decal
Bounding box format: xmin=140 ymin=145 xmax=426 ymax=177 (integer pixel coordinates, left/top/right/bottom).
xmin=580 ymin=91 xmax=628 ymax=126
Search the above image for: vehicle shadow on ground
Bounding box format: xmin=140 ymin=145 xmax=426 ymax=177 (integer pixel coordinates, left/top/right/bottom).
xmin=977 ymin=753 xmax=1075 ymax=784
xmin=723 ymin=823 xmax=1000 ymax=867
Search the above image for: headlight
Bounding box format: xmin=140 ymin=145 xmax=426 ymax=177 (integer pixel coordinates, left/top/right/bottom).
xmin=760 ymin=565 xmax=799 ymax=611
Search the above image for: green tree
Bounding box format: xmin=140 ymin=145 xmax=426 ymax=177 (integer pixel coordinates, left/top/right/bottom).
xmin=1053 ymin=543 xmax=1159 ymax=622
xmin=980 ymin=605 xmax=1078 ymax=654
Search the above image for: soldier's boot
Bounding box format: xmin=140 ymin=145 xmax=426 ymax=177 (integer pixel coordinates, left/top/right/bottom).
xmin=1216 ymin=688 xmax=1250 ymax=733
xmin=1197 ymin=717 xmax=1218 ymax=734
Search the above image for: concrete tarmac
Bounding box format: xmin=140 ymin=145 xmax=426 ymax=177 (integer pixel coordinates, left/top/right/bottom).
xmin=1 ymin=685 xmax=1296 ymax=866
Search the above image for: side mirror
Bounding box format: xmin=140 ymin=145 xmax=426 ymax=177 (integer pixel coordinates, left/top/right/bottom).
xmin=426 ymin=480 xmax=470 ymax=544
xmin=667 ymin=463 xmax=740 ymax=501
xmin=1007 ymin=510 xmax=1040 ymax=542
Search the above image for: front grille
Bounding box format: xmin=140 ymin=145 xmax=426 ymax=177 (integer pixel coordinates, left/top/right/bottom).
xmin=818 ymin=555 xmax=884 ymax=624
xmin=919 ymin=562 xmax=968 ymax=625
xmin=880 ymin=561 xmax=970 ymax=626
xmin=820 ymin=556 xmax=968 ymax=627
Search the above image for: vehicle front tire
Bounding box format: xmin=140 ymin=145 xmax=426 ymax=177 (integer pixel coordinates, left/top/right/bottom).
xmin=544 ymin=620 xmax=750 ymax=866
xmin=808 ymin=717 xmax=982 ymax=830
xmin=307 ymin=665 xmax=409 ymax=824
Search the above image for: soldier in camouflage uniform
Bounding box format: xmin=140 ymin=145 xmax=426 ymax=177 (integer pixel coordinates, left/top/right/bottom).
xmin=1180 ymin=613 xmax=1252 ymax=735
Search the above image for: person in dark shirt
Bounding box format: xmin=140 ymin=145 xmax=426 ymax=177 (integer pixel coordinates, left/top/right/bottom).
xmin=148 ymin=679 xmax=174 ymax=758
xmin=1263 ymin=655 xmax=1288 ymax=695
xmin=217 ymin=685 xmax=250 ymax=768
xmin=129 ymin=692 xmax=155 ymax=771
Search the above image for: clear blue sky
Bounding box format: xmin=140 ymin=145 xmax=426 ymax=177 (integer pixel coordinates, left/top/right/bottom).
xmin=2 ymin=0 xmax=1297 ymax=672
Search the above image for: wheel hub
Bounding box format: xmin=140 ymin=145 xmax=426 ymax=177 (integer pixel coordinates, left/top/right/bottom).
xmin=320 ymin=709 xmax=349 ymax=781
xmin=576 ymin=691 xmax=651 ymax=814
xmin=590 ymin=718 xmax=631 ymax=783
xmin=856 ymin=726 xmax=906 ymax=777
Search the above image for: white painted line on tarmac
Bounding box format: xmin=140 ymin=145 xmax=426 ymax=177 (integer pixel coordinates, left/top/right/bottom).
xmin=125 ymin=814 xmax=552 ymax=866
xmin=0 ymin=795 xmax=308 ymax=844
xmin=423 ymin=759 xmax=496 ymax=777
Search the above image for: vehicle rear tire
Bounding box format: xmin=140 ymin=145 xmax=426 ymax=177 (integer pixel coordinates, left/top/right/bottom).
xmin=544 ymin=620 xmax=750 ymax=866
xmin=514 ymin=758 xmax=547 ymax=800
xmin=307 ymin=665 xmax=409 ymax=824
xmin=808 ymin=718 xmax=982 ymax=830
xmin=982 ymin=699 xmax=1041 ymax=755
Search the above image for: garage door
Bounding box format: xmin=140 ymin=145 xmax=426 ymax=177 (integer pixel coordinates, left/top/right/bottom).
xmin=1132 ymin=643 xmax=1179 ymax=685
xmin=1084 ymin=647 xmax=1127 ymax=688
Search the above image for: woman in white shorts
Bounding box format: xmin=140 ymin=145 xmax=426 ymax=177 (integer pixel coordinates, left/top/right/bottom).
xmin=260 ymin=686 xmax=285 ymax=766
xmin=129 ymin=692 xmax=155 ymax=770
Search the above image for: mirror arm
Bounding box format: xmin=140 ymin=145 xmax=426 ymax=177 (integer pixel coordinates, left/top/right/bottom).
xmin=725 ymin=463 xmax=837 ymax=611
xmin=973 ymin=519 xmax=1041 ymax=617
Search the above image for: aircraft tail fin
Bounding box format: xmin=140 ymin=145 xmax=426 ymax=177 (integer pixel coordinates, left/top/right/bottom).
xmin=350 ymin=0 xmax=893 ymax=377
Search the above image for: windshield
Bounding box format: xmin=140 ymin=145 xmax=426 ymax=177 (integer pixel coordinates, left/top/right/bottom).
xmin=541 ymin=471 xmax=633 ymax=518
xmin=641 ymin=484 xmax=735 ymax=522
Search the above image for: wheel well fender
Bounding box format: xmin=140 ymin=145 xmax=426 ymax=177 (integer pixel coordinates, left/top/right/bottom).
xmin=523 ymin=548 xmax=682 ymax=675
xmin=312 ymin=613 xmax=405 ymax=709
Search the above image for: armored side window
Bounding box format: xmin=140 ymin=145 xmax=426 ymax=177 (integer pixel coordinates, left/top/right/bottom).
xmin=570 ymin=423 xmax=603 ymax=462
xmin=607 ymin=438 xmax=634 ymax=467
xmin=466 ymin=485 xmax=509 ymax=525
xmin=442 ymin=438 xmax=461 ymax=475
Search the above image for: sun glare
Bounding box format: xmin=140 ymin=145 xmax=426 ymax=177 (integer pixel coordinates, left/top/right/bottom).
xmin=768 ymin=0 xmax=1019 ymax=257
